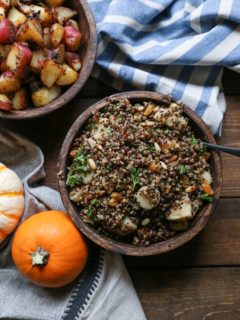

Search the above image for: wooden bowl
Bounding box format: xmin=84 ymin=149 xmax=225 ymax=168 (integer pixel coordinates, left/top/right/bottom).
xmin=58 ymin=91 xmax=222 ymax=256
xmin=0 ymin=0 xmax=96 ymax=120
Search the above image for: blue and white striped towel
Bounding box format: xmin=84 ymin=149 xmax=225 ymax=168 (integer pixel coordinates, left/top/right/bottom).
xmin=89 ymin=0 xmax=240 ymax=134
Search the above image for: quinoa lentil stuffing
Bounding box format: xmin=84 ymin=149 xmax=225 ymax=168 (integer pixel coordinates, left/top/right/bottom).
xmin=66 ymin=97 xmax=214 ymax=246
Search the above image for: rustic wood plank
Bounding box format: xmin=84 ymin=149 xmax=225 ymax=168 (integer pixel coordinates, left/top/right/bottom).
xmin=130 ymin=267 xmax=240 ymax=320
xmin=219 ymin=96 xmax=240 ymax=198
xmin=0 ymin=96 xmax=239 ymax=197
xmin=124 ymin=198 xmax=240 ymax=268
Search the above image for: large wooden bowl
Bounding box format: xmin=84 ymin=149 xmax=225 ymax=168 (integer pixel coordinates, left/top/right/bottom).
xmin=0 ymin=0 xmax=96 ymax=120
xmin=58 ymin=91 xmax=222 ymax=256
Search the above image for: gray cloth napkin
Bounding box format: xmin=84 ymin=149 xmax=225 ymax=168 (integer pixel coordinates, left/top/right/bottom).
xmin=0 ymin=129 xmax=146 ymax=320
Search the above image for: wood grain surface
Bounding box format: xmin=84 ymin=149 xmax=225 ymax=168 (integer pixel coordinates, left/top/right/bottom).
xmin=1 ymin=69 xmax=240 ymax=320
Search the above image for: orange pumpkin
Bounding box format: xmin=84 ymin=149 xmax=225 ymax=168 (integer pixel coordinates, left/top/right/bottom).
xmin=12 ymin=210 xmax=88 ymax=288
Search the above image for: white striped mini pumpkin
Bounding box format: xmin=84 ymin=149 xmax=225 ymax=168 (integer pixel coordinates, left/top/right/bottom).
xmin=0 ymin=162 xmax=24 ymax=244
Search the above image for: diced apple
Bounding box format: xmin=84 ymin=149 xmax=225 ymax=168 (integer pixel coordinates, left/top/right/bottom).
xmin=20 ymin=5 xmax=53 ymax=27
xmin=40 ymin=58 xmax=62 ymax=88
xmin=0 ymin=71 xmax=21 ymax=93
xmin=65 ymin=52 xmax=81 ymax=71
xmin=30 ymin=48 xmax=46 ymax=73
xmin=45 ymin=0 xmax=64 ymax=7
xmin=6 ymin=43 xmax=32 ymax=77
xmin=32 ymin=84 xmax=61 ymax=107
xmin=50 ymin=22 xmax=64 ymax=48
xmin=43 ymin=27 xmax=51 ymax=48
xmin=63 ymin=25 xmax=82 ymax=51
xmin=0 ymin=93 xmax=11 ymax=111
xmin=16 ymin=19 xmax=44 ymax=46
xmin=54 ymin=6 xmax=77 ymax=25
xmin=12 ymin=88 xmax=28 ymax=110
xmin=66 ymin=19 xmax=79 ymax=31
xmin=56 ymin=63 xmax=78 ymax=85
xmin=0 ymin=18 xmax=15 ymax=44
xmin=0 ymin=44 xmax=11 ymax=59
xmin=0 ymin=0 xmax=10 ymax=10
xmin=44 ymin=43 xmax=65 ymax=63
xmin=8 ymin=7 xmax=26 ymax=28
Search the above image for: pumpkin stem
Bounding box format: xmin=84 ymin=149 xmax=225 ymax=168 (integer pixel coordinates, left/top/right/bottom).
xmin=31 ymin=247 xmax=49 ymax=266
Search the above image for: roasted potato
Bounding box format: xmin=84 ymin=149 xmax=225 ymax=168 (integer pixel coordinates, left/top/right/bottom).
xmin=63 ymin=26 xmax=82 ymax=51
xmin=44 ymin=44 xmax=65 ymax=64
xmin=32 ymin=84 xmax=61 ymax=107
xmin=16 ymin=19 xmax=44 ymax=46
xmin=65 ymin=52 xmax=81 ymax=72
xmin=56 ymin=63 xmax=78 ymax=85
xmin=31 ymin=48 xmax=46 ymax=73
xmin=12 ymin=88 xmax=28 ymax=110
xmin=50 ymin=22 xmax=64 ymax=48
xmin=54 ymin=6 xmax=77 ymax=25
xmin=6 ymin=43 xmax=32 ymax=77
xmin=0 ymin=93 xmax=11 ymax=111
xmin=66 ymin=19 xmax=79 ymax=31
xmin=0 ymin=71 xmax=21 ymax=93
xmin=8 ymin=7 xmax=26 ymax=28
xmin=20 ymin=5 xmax=53 ymax=27
xmin=0 ymin=18 xmax=15 ymax=44
xmin=40 ymin=58 xmax=62 ymax=88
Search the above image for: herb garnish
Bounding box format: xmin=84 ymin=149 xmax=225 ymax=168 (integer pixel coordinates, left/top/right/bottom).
xmin=66 ymin=149 xmax=88 ymax=187
xmin=163 ymin=128 xmax=169 ymax=135
xmin=191 ymin=136 xmax=197 ymax=145
xmin=86 ymin=199 xmax=99 ymax=221
xmin=131 ymin=167 xmax=140 ymax=188
xmin=198 ymin=143 xmax=207 ymax=156
xmin=105 ymin=127 xmax=112 ymax=135
xmin=66 ymin=173 xmax=82 ymax=187
xmin=179 ymin=164 xmax=187 ymax=175
xmin=199 ymin=193 xmax=213 ymax=202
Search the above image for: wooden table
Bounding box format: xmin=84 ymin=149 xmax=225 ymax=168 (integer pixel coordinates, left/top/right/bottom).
xmin=1 ymin=69 xmax=240 ymax=320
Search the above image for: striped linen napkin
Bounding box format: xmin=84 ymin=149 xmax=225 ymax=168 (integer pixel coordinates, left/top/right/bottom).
xmin=89 ymin=0 xmax=240 ymax=134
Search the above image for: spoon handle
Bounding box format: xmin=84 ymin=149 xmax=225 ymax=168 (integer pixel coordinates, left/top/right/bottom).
xmin=205 ymin=143 xmax=240 ymax=157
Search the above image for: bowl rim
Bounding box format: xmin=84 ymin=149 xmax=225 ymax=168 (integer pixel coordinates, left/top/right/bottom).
xmin=58 ymin=91 xmax=223 ymax=256
xmin=0 ymin=0 xmax=97 ymax=120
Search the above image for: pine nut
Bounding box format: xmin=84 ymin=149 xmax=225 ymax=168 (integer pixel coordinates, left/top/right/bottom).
xmin=144 ymin=104 xmax=154 ymax=116
xmin=88 ymin=158 xmax=96 ymax=171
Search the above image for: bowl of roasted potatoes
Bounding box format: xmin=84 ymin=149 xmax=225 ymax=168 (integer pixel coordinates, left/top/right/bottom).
xmin=0 ymin=0 xmax=96 ymax=119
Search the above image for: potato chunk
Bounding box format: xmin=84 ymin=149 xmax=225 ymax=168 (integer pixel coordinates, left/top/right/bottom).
xmin=8 ymin=7 xmax=26 ymax=27
xmin=16 ymin=19 xmax=44 ymax=46
xmin=40 ymin=58 xmax=62 ymax=88
xmin=50 ymin=23 xmax=64 ymax=48
xmin=55 ymin=6 xmax=77 ymax=25
xmin=32 ymin=85 xmax=61 ymax=107
xmin=31 ymin=49 xmax=46 ymax=73
xmin=45 ymin=0 xmax=64 ymax=7
xmin=0 ymin=71 xmax=21 ymax=93
xmin=12 ymin=88 xmax=28 ymax=110
xmin=56 ymin=63 xmax=78 ymax=86
xmin=20 ymin=5 xmax=53 ymax=27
